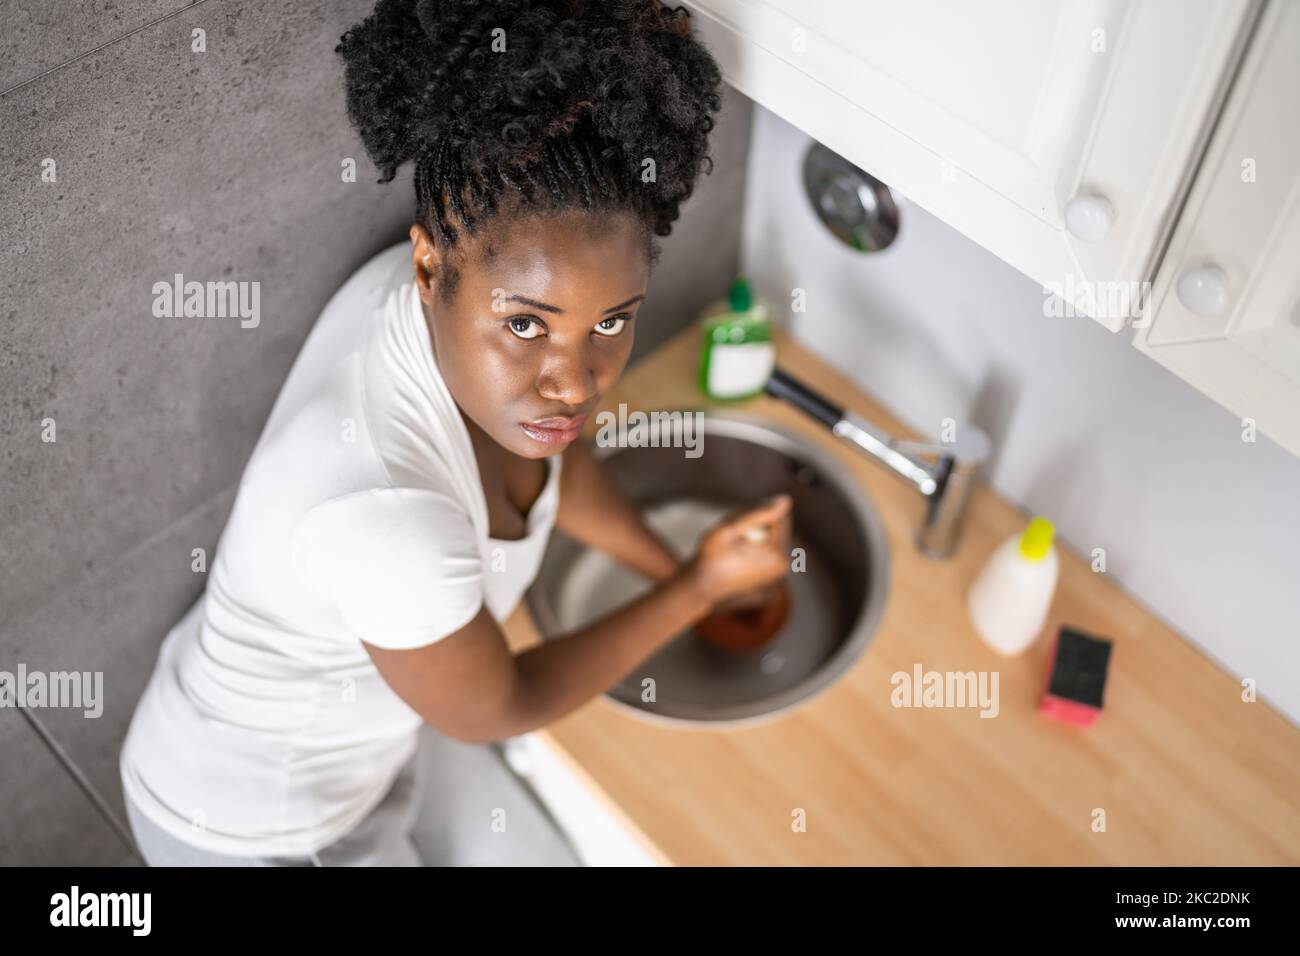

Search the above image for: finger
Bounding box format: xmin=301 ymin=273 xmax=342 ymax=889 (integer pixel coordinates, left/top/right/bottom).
xmin=719 ymin=492 xmax=790 ymax=529
xmin=731 ymin=493 xmax=791 ymax=533
xmin=753 ymin=506 xmax=795 ymax=552
xmin=775 ymin=501 xmax=794 ymax=536
xmin=718 ymin=592 xmax=763 ymax=612
xmin=775 ymin=509 xmax=794 ymax=544
xmin=718 ymin=581 xmax=780 ymax=612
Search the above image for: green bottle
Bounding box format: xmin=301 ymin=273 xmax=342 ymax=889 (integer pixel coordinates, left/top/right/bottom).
xmin=697 ymin=276 xmax=775 ymax=401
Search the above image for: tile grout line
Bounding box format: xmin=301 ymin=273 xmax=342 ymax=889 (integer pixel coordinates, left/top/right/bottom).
xmin=43 ymin=480 xmax=241 ymax=616
xmin=19 ymin=705 xmax=141 ymax=863
xmin=108 ymin=479 xmax=241 ymax=581
xmin=4 ymin=480 xmax=240 ymax=642
xmin=6 ymin=479 xmax=242 ymax=862
xmin=11 ymin=478 xmax=240 ymax=863
xmin=0 ymin=0 xmax=215 ymax=99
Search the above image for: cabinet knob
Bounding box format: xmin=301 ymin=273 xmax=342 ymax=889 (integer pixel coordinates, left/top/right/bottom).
xmin=1176 ymin=264 xmax=1230 ymax=316
xmin=1065 ymin=193 xmax=1113 ymax=242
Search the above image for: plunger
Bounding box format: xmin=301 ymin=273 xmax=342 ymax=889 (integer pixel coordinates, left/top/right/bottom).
xmin=694 ymin=578 xmax=791 ymax=653
xmin=694 ymin=522 xmax=792 ymax=653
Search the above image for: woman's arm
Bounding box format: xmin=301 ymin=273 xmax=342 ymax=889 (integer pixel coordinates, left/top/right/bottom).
xmin=368 ymin=563 xmax=710 ymax=744
xmin=552 ymin=437 xmax=681 ymax=583
xmin=362 ymin=495 xmax=792 ymax=744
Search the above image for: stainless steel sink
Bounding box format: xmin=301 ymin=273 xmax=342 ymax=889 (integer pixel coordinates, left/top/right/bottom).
xmin=525 ymin=410 xmax=890 ymax=728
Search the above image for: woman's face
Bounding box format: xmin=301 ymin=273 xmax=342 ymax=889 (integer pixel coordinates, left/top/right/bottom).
xmin=411 ymin=210 xmax=649 ymax=460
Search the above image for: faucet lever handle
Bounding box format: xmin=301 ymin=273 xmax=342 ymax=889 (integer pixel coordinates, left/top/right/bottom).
xmin=891 ymin=438 xmax=950 ymax=460
xmin=897 ymin=426 xmax=991 ymax=471
xmin=764 ymin=368 xmax=846 ymax=429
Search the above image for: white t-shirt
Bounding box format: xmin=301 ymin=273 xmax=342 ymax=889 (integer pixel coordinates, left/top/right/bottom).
xmin=119 ymin=240 xmax=562 ymax=858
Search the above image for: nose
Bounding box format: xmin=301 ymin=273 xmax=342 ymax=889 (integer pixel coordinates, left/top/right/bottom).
xmin=535 ymin=347 xmax=598 ymax=409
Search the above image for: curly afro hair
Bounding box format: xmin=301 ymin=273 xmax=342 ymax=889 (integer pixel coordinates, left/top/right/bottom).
xmin=336 ymin=0 xmax=724 ymax=300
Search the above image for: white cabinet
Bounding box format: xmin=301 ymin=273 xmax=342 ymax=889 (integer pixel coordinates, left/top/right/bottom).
xmin=688 ymin=0 xmax=1300 ymax=455
xmin=1134 ymin=0 xmax=1300 ymax=456
xmin=684 ymin=0 xmax=1255 ymax=330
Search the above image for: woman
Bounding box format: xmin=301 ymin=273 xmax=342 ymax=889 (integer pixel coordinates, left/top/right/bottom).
xmin=119 ymin=0 xmax=792 ymax=866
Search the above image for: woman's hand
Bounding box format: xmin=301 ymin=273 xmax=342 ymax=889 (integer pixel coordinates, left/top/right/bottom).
xmin=685 ymin=494 xmax=793 ymax=609
xmin=710 ymin=581 xmax=784 ymax=614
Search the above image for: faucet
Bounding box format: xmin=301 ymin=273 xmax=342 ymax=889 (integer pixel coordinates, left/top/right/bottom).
xmin=764 ymin=369 xmax=990 ymax=559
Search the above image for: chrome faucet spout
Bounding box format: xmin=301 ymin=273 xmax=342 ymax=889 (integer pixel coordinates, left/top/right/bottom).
xmin=765 ymin=369 xmax=990 ymax=559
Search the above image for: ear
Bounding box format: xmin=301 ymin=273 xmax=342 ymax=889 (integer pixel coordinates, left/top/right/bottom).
xmin=409 ymin=223 xmax=444 ymax=305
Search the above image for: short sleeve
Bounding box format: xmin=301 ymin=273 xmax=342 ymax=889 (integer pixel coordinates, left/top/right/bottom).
xmin=290 ymin=487 xmax=484 ymax=650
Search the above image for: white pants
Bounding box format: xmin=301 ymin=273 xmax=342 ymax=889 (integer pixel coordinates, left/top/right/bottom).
xmin=124 ymin=750 xmax=424 ymax=867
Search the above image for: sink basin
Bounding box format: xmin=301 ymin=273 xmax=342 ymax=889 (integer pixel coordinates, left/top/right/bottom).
xmin=525 ymin=409 xmax=890 ymax=728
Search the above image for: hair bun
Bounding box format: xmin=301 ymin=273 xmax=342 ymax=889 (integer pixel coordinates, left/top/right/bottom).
xmin=337 ymin=0 xmax=722 ymax=188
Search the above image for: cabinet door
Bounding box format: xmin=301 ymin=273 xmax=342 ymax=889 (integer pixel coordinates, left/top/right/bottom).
xmin=684 ymin=0 xmax=1254 ymax=329
xmin=1134 ymin=0 xmax=1300 ymax=457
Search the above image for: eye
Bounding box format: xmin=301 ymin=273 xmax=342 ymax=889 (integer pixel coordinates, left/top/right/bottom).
xmin=593 ymin=314 xmax=631 ymax=337
xmin=507 ymin=316 xmax=545 ymax=340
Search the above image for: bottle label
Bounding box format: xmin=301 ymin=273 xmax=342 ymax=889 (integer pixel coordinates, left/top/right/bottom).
xmin=708 ymin=342 xmax=776 ymax=398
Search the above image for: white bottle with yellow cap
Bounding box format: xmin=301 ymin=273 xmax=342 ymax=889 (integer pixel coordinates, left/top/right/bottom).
xmin=967 ymin=516 xmax=1059 ymax=656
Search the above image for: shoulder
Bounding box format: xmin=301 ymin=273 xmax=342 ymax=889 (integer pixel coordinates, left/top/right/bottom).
xmin=292 ymin=487 xmax=480 ymax=574
xmin=290 ymin=487 xmax=484 ymax=648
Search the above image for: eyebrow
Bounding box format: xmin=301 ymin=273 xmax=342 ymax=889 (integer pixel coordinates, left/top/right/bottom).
xmin=503 ymin=293 xmax=645 ymax=315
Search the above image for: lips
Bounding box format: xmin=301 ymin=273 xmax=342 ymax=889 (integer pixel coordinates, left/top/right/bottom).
xmin=528 ymin=415 xmax=586 ymax=429
xmin=520 ymin=413 xmax=587 ymax=445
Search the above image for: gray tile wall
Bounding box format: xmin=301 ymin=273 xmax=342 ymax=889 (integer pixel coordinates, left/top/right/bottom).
xmin=1 ymin=0 xmax=752 ymax=864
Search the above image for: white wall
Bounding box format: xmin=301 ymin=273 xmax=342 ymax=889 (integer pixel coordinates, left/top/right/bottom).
xmin=741 ymin=104 xmax=1300 ymax=727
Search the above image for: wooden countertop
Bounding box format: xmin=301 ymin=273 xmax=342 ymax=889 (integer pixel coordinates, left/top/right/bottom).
xmin=501 ymin=325 xmax=1300 ymax=865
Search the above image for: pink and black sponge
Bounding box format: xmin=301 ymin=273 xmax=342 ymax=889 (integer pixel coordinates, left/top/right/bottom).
xmin=1039 ymin=626 xmax=1113 ymax=727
